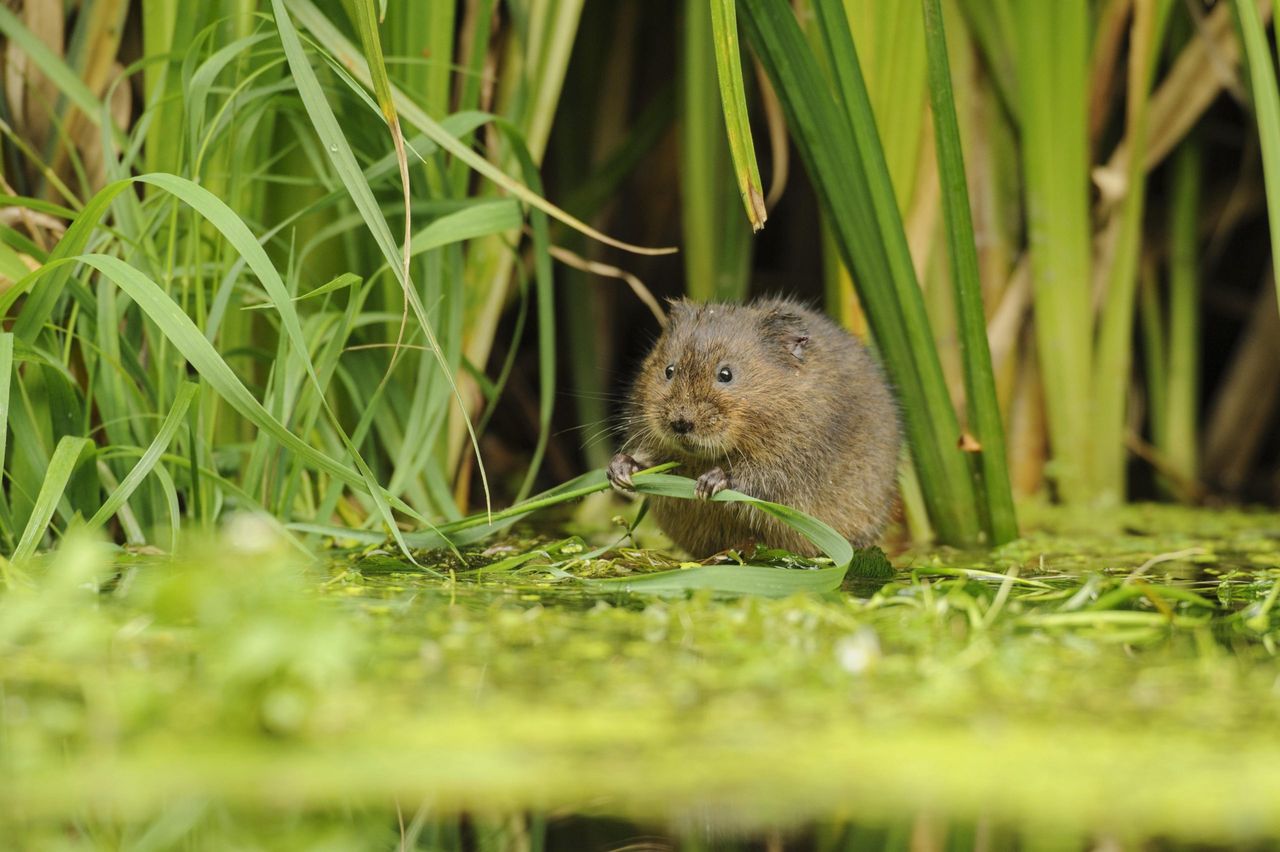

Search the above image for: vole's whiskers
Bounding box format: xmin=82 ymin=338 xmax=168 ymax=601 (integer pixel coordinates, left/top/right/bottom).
xmin=561 ymin=414 xmax=630 ymax=435
xmin=559 ymin=389 xmax=631 ymax=403
xmin=583 ymin=409 xmax=650 ymax=445
xmin=582 ymin=426 xmax=625 ymax=451
xmin=621 ymin=422 xmax=661 ymax=456
xmin=578 ymin=411 xmax=652 ymax=452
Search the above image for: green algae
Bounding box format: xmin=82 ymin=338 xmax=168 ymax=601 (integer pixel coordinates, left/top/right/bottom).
xmin=1 ymin=505 xmax=1279 ymax=848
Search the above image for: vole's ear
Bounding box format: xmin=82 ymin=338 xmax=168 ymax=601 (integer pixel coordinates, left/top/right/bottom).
xmin=759 ymin=307 xmax=810 ymax=361
xmin=664 ymin=297 xmax=697 ymax=328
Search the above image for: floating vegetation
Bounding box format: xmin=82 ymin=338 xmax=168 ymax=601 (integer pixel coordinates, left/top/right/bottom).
xmin=2 ymin=504 xmax=1278 ymax=847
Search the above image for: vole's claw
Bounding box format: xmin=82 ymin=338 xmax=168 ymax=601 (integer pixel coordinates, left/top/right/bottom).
xmin=607 ymin=452 xmax=640 ymax=493
xmin=695 ymin=467 xmax=731 ymax=500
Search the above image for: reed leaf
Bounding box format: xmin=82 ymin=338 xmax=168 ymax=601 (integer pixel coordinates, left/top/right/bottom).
xmin=0 ymin=332 xmax=12 ymax=544
xmin=340 ymin=0 xmax=414 ymax=346
xmin=920 ymin=0 xmax=1017 ymax=544
xmin=632 ymin=473 xmax=852 ymax=563
xmin=1163 ymin=139 xmax=1201 ymax=486
xmin=1013 ymin=0 xmax=1094 ymax=504
xmin=1092 ymin=0 xmax=1172 ymax=503
xmin=13 ymin=436 xmax=92 ymax=563
xmin=740 ymin=0 xmax=983 ymax=545
xmin=0 ymin=333 xmax=10 ymax=494
xmin=683 ymin=0 xmax=754 ymax=303
xmin=1237 ymin=0 xmax=1280 ymax=316
xmin=709 ymin=0 xmax=767 ymax=231
xmin=847 ymin=0 xmax=929 ymax=210
xmin=86 ymin=382 xmax=197 ymax=530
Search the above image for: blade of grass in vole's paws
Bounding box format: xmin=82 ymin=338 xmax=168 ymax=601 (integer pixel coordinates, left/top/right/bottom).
xmin=607 ymin=452 xmax=641 ymax=492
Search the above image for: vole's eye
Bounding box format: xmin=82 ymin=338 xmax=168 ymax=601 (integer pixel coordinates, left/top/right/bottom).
xmin=716 ymin=366 xmax=733 ymax=384
xmin=664 ymin=364 xmax=675 ymax=380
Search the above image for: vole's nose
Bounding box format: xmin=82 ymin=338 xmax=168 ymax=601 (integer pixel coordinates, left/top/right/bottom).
xmin=670 ymin=417 xmax=694 ymax=435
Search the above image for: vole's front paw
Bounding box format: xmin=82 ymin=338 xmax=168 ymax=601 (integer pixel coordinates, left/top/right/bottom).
xmin=695 ymin=467 xmax=731 ymax=500
xmin=607 ymin=452 xmax=641 ymax=493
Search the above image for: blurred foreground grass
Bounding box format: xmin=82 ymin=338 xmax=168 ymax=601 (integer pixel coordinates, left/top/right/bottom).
xmin=2 ymin=504 xmax=1279 ymax=849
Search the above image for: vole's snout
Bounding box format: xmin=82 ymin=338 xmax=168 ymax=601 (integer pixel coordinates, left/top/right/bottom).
xmin=670 ymin=417 xmax=694 ymax=435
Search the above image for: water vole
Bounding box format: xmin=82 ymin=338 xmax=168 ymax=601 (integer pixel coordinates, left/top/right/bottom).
xmin=609 ymin=298 xmax=901 ymax=557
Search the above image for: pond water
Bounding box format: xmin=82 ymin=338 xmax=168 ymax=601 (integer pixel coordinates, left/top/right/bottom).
xmin=1 ymin=503 xmax=1278 ymax=849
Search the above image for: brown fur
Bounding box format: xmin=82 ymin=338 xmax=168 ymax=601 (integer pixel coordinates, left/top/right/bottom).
xmin=612 ymin=297 xmax=902 ymax=557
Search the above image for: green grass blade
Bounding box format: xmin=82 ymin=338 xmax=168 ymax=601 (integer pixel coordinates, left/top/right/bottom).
xmin=0 ymin=195 xmax=77 ymax=220
xmin=288 ymin=273 xmax=362 ymax=305
xmin=143 ymin=0 xmax=206 ymax=178
xmin=388 ymin=1 xmax=451 ymax=117
xmin=709 ymin=0 xmax=767 ymax=231
xmin=683 ymin=0 xmax=754 ymax=303
xmin=86 ymin=382 xmax=198 ymax=531
xmin=514 ymin=149 xmax=555 ymax=503
xmin=1014 ymin=1 xmax=1094 ymax=504
xmin=341 ymin=0 xmax=397 ymax=123
xmin=268 ymin=1 xmax=408 ymax=291
xmin=150 ymin=460 xmax=181 ymax=550
xmin=518 ymin=0 xmax=587 ymax=162
xmin=847 ymin=0 xmax=929 ymax=210
xmin=0 ymin=332 xmax=11 ymax=496
xmin=1237 ymin=0 xmax=1280 ymax=317
xmin=1140 ymin=263 xmax=1168 ymax=460
xmin=1093 ymin=0 xmax=1172 ymax=502
xmin=341 ymin=0 xmax=415 ymax=350
xmin=0 ymin=333 xmax=11 ymax=543
xmin=632 ymin=473 xmax=853 ymax=566
xmin=953 ymin=0 xmax=1018 ymax=116
xmin=1163 ymin=139 xmax=1201 ymax=486
xmin=409 ymin=201 xmax=524 ymax=255
xmin=808 ymin=0 xmax=981 ymax=543
xmin=13 ymin=436 xmax=92 ymax=563
xmin=136 ymin=173 xmax=326 ymax=381
xmin=920 ymin=0 xmax=1017 ymax=544
xmin=684 ymin=0 xmax=726 ymax=301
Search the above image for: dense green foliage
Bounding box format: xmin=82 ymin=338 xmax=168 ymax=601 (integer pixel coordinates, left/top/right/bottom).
xmin=1 ymin=0 xmax=1279 ymax=554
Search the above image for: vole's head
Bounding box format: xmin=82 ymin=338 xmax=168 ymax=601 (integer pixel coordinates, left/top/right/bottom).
xmin=632 ymin=299 xmax=812 ymax=459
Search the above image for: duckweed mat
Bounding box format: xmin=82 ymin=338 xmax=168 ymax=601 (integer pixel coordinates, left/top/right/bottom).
xmin=2 ymin=503 xmax=1279 ymax=848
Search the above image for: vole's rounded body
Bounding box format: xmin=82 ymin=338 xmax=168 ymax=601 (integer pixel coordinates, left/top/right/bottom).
xmin=610 ymin=298 xmax=902 ymax=557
